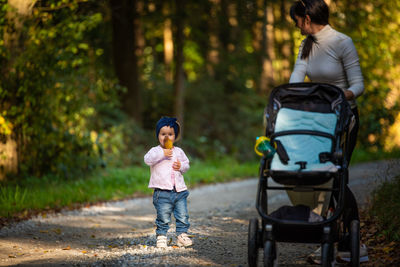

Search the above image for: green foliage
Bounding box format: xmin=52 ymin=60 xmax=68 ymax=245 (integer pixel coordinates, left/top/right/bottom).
xmin=330 ymin=1 xmax=400 ymax=150
xmin=184 ymin=76 xmax=265 ymax=161
xmin=98 ymin=120 xmax=154 ymax=167
xmin=140 ymin=2 xmax=266 ymax=160
xmin=1 ymin=0 xmax=124 ymax=178
xmin=0 ymin=1 xmax=8 ymax=59
xmin=370 ymin=174 xmax=400 ymax=241
xmin=1 ymin=0 xmax=399 ymax=182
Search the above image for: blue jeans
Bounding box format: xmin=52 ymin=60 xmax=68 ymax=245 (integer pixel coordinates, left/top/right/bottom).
xmin=153 ymin=189 xmax=190 ymax=236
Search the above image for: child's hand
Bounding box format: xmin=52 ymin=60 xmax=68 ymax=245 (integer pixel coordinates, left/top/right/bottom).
xmin=163 ymin=149 xmax=173 ymax=158
xmin=172 ymin=160 xmax=181 ymax=171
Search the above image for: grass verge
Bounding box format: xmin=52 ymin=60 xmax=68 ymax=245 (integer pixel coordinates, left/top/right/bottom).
xmin=351 ymin=148 xmax=400 ymax=164
xmin=369 ymin=174 xmax=400 ymax=241
xmin=360 ymin=174 xmax=400 ymax=266
xmin=0 ymin=157 xmax=259 ymax=218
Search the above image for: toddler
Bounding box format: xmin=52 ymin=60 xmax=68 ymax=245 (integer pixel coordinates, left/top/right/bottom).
xmin=144 ymin=116 xmax=193 ymax=248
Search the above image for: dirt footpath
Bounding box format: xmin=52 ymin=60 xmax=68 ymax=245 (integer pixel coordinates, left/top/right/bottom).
xmin=1 ymin=159 xmax=399 ymax=266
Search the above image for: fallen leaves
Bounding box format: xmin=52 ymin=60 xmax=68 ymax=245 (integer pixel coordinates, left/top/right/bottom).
xmin=18 ymin=210 xmax=29 ymax=219
xmin=8 ymin=252 xmax=25 ymax=258
xmin=383 ymin=245 xmax=394 ymax=254
xmin=360 ymin=209 xmax=400 ymax=266
xmin=7 ymin=246 xmax=26 ymax=258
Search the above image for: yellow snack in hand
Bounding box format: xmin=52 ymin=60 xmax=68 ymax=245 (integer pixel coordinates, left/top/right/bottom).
xmin=164 ymin=136 xmax=173 ymax=149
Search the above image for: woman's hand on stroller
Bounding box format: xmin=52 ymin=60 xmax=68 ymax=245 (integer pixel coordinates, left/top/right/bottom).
xmin=344 ymin=90 xmax=355 ymax=100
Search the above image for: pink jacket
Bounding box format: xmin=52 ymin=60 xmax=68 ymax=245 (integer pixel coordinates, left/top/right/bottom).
xmin=144 ymin=145 xmax=190 ymax=192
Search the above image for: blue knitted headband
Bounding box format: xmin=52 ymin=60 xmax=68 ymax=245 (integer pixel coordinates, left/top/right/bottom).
xmin=155 ymin=117 xmax=180 ymax=140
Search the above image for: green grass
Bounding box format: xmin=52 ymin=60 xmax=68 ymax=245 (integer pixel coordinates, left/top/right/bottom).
xmin=0 ymin=167 xmax=150 ymax=217
xmin=354 ymin=148 xmax=400 ymax=242
xmin=351 ymin=148 xmax=400 ymax=164
xmin=0 ymin=157 xmax=259 ymax=218
xmin=370 ymin=174 xmax=400 ymax=241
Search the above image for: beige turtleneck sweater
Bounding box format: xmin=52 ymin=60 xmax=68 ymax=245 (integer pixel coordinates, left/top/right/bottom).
xmin=290 ymin=25 xmax=364 ymax=108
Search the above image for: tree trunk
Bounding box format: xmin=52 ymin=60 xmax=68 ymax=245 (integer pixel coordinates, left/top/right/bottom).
xmin=0 ymin=136 xmax=18 ymax=180
xmin=206 ymin=1 xmax=220 ymax=77
xmin=134 ymin=1 xmax=145 ymax=72
xmin=260 ymin=0 xmax=275 ymax=93
xmin=4 ymin=0 xmax=36 ymax=48
xmin=215 ymin=0 xmax=233 ymax=84
xmin=219 ymin=0 xmax=232 ymax=51
xmin=0 ymin=0 xmax=37 ymax=180
xmin=174 ymin=0 xmax=185 ymax=136
xmin=163 ymin=2 xmax=173 ymax=83
xmin=252 ymin=0 xmax=263 ymax=53
xmin=280 ymin=0 xmax=291 ymax=81
xmin=110 ymin=0 xmax=142 ymax=123
xmin=253 ymin=0 xmax=264 ymax=93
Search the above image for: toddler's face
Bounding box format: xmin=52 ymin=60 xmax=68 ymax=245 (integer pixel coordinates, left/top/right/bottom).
xmin=158 ymin=126 xmax=176 ymax=147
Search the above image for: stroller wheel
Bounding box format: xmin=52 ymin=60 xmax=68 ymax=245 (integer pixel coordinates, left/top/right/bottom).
xmin=321 ymin=242 xmax=335 ymax=267
xmin=248 ymin=218 xmax=259 ymax=267
xmin=350 ymin=220 xmax=360 ymax=267
xmin=263 ymin=240 xmax=277 ymax=267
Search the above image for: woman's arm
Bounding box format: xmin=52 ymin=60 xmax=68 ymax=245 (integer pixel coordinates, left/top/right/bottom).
xmin=289 ymin=40 xmax=307 ymax=83
xmin=341 ymin=37 xmax=364 ymax=99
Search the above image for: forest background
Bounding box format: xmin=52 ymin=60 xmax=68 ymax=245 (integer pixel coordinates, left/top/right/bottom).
xmin=0 ymin=0 xmax=400 ymax=182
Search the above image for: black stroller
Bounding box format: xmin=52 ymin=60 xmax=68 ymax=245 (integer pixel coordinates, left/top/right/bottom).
xmin=248 ymin=83 xmax=360 ymax=266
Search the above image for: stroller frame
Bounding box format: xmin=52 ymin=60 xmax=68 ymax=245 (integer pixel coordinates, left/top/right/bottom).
xmin=248 ymin=83 xmax=360 ymax=267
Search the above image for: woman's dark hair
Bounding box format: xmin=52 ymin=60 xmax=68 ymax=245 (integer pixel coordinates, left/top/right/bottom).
xmin=290 ymin=0 xmax=329 ymax=59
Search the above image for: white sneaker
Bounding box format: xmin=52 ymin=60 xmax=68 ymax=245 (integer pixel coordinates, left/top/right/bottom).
xmin=177 ymin=233 xmax=193 ymax=247
xmin=337 ymin=244 xmax=368 ymax=263
xmin=156 ymin=235 xmax=167 ymax=248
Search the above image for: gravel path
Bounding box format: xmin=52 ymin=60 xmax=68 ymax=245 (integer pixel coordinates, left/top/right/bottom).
xmin=1 ymin=159 xmax=399 ymax=267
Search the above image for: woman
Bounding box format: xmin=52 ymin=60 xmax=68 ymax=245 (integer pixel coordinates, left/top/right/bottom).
xmin=288 ymin=0 xmax=368 ymax=263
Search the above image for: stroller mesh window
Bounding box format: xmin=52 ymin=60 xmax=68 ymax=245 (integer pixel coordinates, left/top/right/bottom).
xmin=271 ymin=108 xmax=338 ymax=172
